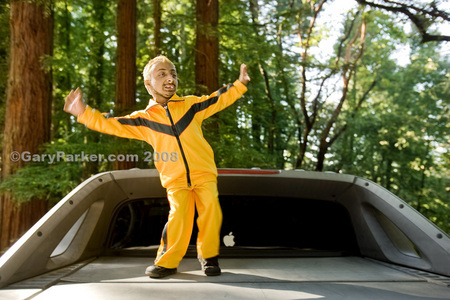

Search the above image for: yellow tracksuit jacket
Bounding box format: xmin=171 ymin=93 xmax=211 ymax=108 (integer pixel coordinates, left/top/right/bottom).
xmin=78 ymin=80 xmax=247 ymax=188
xmin=77 ymin=79 xmax=247 ymax=268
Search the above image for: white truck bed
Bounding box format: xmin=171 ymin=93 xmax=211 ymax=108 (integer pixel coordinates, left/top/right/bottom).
xmin=3 ymin=256 xmax=449 ymax=299
xmin=1 ymin=170 xmax=449 ymax=299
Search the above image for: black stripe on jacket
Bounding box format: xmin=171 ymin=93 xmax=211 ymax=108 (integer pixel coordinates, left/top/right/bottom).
xmin=116 ymin=83 xmax=233 ymax=136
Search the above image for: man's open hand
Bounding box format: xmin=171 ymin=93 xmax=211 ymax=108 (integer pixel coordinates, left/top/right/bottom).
xmin=64 ymin=88 xmax=86 ymax=117
xmin=239 ymin=64 xmax=251 ymax=86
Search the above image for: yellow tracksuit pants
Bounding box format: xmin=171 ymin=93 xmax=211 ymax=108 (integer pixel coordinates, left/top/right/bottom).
xmin=154 ymin=181 xmax=223 ymax=269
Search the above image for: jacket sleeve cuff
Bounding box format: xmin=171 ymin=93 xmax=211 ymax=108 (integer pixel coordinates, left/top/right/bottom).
xmin=77 ymin=105 xmax=94 ymax=125
xmin=234 ymin=79 xmax=248 ymax=94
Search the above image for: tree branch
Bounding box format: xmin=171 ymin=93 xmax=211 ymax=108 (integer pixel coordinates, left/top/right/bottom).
xmin=329 ymin=77 xmax=378 ymax=146
xmin=355 ymin=0 xmax=450 ymax=43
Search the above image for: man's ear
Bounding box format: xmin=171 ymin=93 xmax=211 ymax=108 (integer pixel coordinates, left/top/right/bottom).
xmin=144 ymin=80 xmax=152 ymax=90
xmin=145 ymin=83 xmax=155 ymax=97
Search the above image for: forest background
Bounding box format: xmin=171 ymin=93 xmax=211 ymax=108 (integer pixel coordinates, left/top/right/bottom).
xmin=0 ymin=0 xmax=449 ymax=252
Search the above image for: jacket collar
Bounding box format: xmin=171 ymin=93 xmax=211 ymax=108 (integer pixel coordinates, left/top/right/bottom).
xmin=145 ymin=94 xmax=184 ymax=110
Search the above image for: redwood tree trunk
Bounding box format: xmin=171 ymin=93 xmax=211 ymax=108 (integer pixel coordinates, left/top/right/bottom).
xmin=114 ymin=0 xmax=137 ymax=170
xmin=116 ymin=0 xmax=136 ymax=114
xmin=195 ymin=0 xmax=219 ymax=94
xmin=0 ymin=0 xmax=53 ymax=251
xmin=83 ymin=1 xmax=107 ymax=177
xmin=195 ymin=0 xmax=220 ymax=146
xmin=153 ymin=0 xmax=161 ymax=57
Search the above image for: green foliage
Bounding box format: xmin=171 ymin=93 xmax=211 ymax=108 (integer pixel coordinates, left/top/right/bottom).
xmin=330 ymin=41 xmax=450 ymax=233
xmin=0 ymin=159 xmax=80 ymax=205
xmin=0 ymin=133 xmax=152 ymax=204
xmin=0 ymin=0 xmax=448 ymax=233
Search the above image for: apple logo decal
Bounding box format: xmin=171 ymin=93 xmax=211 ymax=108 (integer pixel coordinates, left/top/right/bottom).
xmin=223 ymin=232 xmax=235 ymax=247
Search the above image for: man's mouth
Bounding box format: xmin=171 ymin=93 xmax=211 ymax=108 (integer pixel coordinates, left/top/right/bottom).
xmin=164 ymin=85 xmax=175 ymax=91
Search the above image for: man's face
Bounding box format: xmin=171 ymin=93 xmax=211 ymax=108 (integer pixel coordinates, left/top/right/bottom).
xmin=145 ymin=61 xmax=178 ymax=103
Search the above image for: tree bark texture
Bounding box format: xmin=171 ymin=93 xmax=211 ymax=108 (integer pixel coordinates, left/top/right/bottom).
xmin=0 ymin=0 xmax=53 ymax=251
xmin=195 ymin=0 xmax=220 ymax=146
xmin=116 ymin=0 xmax=136 ymax=112
xmin=115 ymin=0 xmax=137 ymax=170
xmin=195 ymin=0 xmax=219 ymax=94
xmin=153 ymin=0 xmax=161 ymax=57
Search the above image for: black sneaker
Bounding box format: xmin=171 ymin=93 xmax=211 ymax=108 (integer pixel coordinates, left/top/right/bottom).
xmin=199 ymin=256 xmax=221 ymax=276
xmin=145 ymin=265 xmax=177 ymax=278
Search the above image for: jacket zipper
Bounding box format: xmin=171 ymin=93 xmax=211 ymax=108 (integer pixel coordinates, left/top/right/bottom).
xmin=164 ymin=104 xmax=192 ymax=187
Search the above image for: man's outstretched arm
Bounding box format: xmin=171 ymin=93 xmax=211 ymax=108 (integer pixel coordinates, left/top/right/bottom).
xmin=197 ymin=63 xmax=251 ymax=120
xmin=63 ymin=88 xmax=146 ymax=141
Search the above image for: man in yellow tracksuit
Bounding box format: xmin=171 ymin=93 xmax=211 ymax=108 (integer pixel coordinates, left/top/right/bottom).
xmin=64 ymin=55 xmax=250 ymax=278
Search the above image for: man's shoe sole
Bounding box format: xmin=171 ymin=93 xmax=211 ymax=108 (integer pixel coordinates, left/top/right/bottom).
xmin=205 ymin=269 xmax=221 ymax=276
xmin=145 ymin=266 xmax=177 ymax=278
